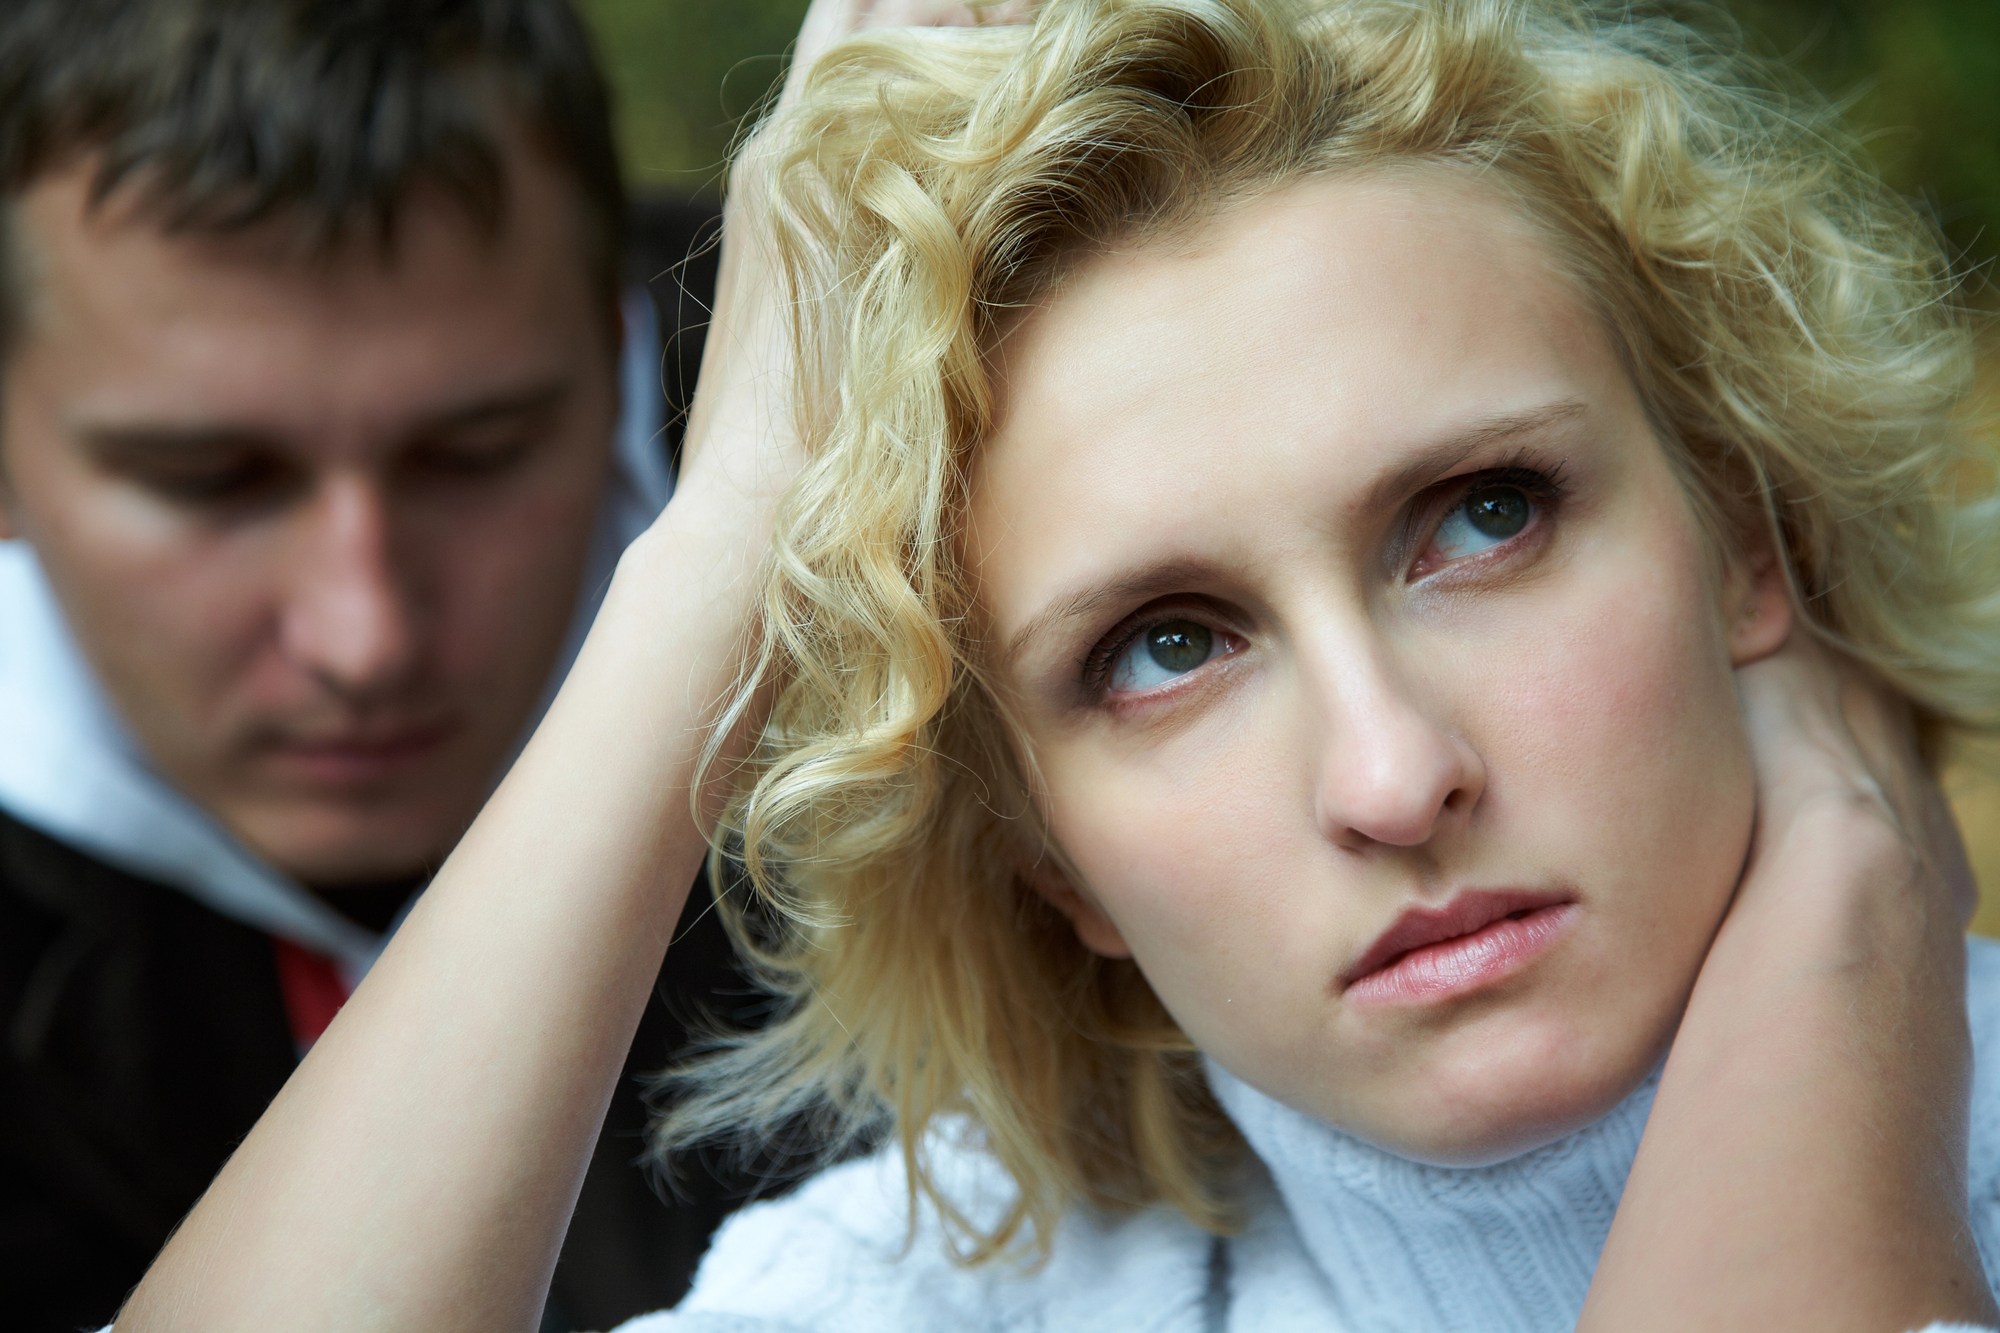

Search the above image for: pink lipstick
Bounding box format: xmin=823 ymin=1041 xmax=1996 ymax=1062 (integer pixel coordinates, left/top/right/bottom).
xmin=1341 ymin=890 xmax=1576 ymax=1006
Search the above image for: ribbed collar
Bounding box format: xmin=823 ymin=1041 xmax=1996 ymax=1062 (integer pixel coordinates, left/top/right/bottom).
xmin=1208 ymin=1058 xmax=1659 ymax=1333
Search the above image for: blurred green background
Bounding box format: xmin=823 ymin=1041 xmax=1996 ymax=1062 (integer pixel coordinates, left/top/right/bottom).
xmin=575 ymin=0 xmax=806 ymax=197
xmin=577 ymin=0 xmax=2000 ymax=272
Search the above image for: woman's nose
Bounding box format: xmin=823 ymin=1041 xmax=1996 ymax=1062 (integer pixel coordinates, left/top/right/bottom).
xmin=276 ymin=475 xmax=420 ymax=699
xmin=1309 ymin=642 xmax=1485 ymax=852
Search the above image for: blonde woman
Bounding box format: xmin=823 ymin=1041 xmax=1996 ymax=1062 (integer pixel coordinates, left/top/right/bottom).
xmin=117 ymin=1 xmax=2000 ymax=1330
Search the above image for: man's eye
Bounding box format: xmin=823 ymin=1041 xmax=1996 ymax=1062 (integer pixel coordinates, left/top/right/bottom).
xmin=409 ymin=434 xmax=536 ymax=478
xmin=1108 ymin=619 xmax=1225 ymax=692
xmin=131 ymin=458 xmax=289 ymax=504
xmin=1430 ymin=483 xmax=1535 ymax=562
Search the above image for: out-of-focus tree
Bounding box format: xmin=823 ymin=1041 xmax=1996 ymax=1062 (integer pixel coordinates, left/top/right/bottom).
xmin=575 ymin=0 xmax=808 ymax=195
xmin=1733 ymin=0 xmax=2000 ymax=280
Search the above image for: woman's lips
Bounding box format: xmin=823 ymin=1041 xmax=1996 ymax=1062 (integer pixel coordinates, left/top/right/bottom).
xmin=1340 ymin=890 xmax=1577 ymax=1006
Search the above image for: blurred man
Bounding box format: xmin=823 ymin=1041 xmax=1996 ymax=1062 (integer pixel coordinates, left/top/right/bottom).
xmin=0 ymin=3 xmax=740 ymax=1329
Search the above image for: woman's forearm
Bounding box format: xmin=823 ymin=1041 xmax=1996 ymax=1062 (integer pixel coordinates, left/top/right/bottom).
xmin=109 ymin=6 xmax=1004 ymax=1326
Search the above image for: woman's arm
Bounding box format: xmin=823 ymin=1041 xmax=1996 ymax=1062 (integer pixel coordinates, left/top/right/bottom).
xmin=114 ymin=7 xmax=1036 ymax=1330
xmin=1581 ymin=640 xmax=1997 ymax=1331
xmin=114 ymin=251 xmax=782 ymax=1333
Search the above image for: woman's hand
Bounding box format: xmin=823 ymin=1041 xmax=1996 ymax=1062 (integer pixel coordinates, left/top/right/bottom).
xmin=673 ymin=0 xmax=1036 ymax=505
xmin=1731 ymin=634 xmax=1977 ymax=930
xmin=676 ymin=0 xmax=1036 ymax=494
xmin=1582 ymin=632 xmax=1996 ymax=1331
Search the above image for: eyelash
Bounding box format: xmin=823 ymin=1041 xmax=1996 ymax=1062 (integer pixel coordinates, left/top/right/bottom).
xmin=1077 ymin=454 xmax=1569 ymax=697
xmin=1452 ymin=454 xmax=1568 ymax=514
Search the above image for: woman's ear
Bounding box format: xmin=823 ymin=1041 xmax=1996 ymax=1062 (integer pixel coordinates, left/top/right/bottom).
xmin=1023 ymin=858 xmax=1133 ymax=959
xmin=1724 ymin=536 xmax=1793 ymax=666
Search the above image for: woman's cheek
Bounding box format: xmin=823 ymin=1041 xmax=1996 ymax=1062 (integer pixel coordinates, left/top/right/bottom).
xmin=1040 ymin=701 xmax=1345 ymax=1052
xmin=1045 ymin=747 xmax=1267 ymax=950
xmin=1474 ymin=536 xmax=1753 ymax=932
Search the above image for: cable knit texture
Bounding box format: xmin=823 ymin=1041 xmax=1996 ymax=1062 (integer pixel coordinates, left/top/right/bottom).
xmin=1204 ymin=1059 xmax=1652 ymax=1331
xmin=613 ymin=937 xmax=2000 ymax=1332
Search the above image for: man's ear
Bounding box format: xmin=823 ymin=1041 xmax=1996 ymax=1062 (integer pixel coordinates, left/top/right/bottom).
xmin=1023 ymin=856 xmax=1132 ymax=959
xmin=1724 ymin=532 xmax=1793 ymax=666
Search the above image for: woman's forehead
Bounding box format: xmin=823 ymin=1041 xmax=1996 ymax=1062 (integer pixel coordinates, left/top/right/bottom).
xmin=980 ymin=169 xmax=1587 ymax=453
xmin=963 ymin=168 xmax=1630 ymax=621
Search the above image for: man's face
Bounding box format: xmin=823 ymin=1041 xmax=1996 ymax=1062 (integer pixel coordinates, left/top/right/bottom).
xmin=0 ymin=149 xmax=618 ymax=887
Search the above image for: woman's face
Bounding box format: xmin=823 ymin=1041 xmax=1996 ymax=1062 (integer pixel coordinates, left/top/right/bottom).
xmin=965 ymin=168 xmax=1789 ymax=1165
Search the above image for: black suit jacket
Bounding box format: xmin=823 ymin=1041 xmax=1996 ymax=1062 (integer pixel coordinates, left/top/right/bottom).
xmin=0 ymin=807 xmax=763 ymax=1332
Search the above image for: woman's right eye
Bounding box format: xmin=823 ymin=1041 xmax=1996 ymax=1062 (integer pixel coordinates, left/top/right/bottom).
xmin=1107 ymin=619 xmax=1225 ymax=692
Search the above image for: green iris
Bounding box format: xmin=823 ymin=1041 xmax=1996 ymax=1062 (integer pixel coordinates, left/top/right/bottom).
xmin=1147 ymin=621 xmax=1213 ymax=673
xmin=1464 ymin=485 xmax=1531 ymax=540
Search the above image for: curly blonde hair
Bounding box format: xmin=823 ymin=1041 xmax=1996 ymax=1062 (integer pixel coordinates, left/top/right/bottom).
xmin=659 ymin=0 xmax=2000 ymax=1261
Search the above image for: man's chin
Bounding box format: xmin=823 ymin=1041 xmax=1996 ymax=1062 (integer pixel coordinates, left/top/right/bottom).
xmin=226 ymin=800 xmax=469 ymax=890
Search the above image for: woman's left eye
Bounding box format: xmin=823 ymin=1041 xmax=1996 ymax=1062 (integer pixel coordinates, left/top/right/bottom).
xmin=1430 ymin=482 xmax=1536 ymax=562
xmin=1107 ymin=619 xmax=1226 ymax=692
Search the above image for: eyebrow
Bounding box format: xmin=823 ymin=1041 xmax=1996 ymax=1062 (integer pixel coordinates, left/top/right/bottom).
xmin=408 ymin=380 xmax=572 ymax=437
xmin=1347 ymin=399 xmax=1586 ymax=520
xmin=1002 ymin=558 xmax=1226 ymax=671
xmin=76 ymin=379 xmax=575 ymax=459
xmin=998 ymin=398 xmax=1588 ymax=671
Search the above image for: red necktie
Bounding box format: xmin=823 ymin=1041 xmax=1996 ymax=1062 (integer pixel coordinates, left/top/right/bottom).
xmin=272 ymin=936 xmax=352 ymax=1053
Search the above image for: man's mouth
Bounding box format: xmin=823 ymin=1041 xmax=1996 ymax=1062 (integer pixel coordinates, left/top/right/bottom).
xmin=259 ymin=719 xmax=461 ymax=784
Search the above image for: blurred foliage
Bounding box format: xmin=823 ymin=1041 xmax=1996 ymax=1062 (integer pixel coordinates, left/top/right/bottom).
xmin=1732 ymin=0 xmax=2000 ymax=281
xmin=574 ymin=0 xmax=808 ymax=195
xmin=577 ymin=0 xmax=1999 ymax=273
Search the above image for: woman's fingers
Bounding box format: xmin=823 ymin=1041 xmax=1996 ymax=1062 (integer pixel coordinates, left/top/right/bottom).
xmin=855 ymin=0 xmax=1038 ymax=27
xmin=1827 ymin=667 xmax=1980 ymax=924
xmin=1734 ymin=630 xmax=1978 ymax=916
xmin=690 ymin=0 xmax=1039 ymax=487
xmin=787 ymin=0 xmax=1035 ymax=100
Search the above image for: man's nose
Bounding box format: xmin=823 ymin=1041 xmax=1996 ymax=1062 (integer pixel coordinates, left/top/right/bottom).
xmin=277 ymin=476 xmax=420 ymax=699
xmin=1307 ymin=638 xmax=1485 ymax=852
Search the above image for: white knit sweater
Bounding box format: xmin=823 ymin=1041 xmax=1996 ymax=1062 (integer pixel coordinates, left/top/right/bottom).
xmin=616 ymin=936 xmax=2000 ymax=1333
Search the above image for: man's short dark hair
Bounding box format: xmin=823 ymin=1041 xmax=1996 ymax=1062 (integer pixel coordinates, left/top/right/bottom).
xmin=0 ymin=0 xmax=627 ymax=359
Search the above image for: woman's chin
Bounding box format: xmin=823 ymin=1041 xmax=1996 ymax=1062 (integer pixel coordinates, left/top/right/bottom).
xmin=1356 ymin=1097 xmax=1623 ymax=1168
xmin=1310 ymin=1040 xmax=1660 ymax=1167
